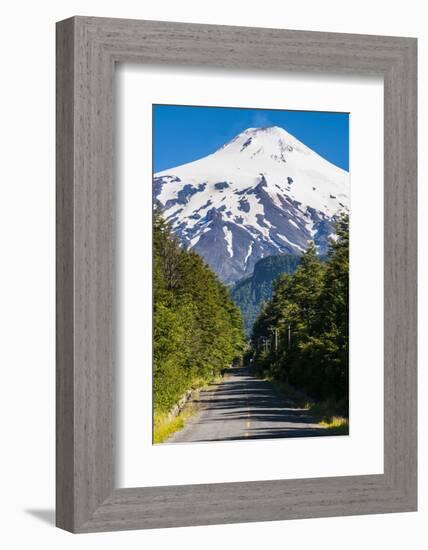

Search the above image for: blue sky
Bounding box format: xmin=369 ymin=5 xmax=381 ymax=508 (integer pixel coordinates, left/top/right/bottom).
xmin=153 ymin=104 xmax=349 ymax=173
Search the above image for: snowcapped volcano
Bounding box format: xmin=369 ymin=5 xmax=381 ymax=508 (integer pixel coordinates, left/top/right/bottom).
xmin=154 ymin=126 xmax=349 ymax=283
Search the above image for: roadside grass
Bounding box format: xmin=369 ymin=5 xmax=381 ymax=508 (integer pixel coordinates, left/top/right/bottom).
xmin=308 ymin=400 xmax=349 ymax=434
xmin=319 ymin=416 xmax=349 ymax=435
xmin=260 ymin=372 xmax=349 ymax=435
xmin=153 ymin=372 xmax=227 ymax=444
xmin=153 ymin=402 xmax=199 ymax=444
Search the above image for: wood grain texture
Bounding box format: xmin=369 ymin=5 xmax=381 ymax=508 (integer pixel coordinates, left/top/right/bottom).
xmin=56 ymin=16 xmax=417 ymax=533
xmin=56 ymin=18 xmax=75 ymax=532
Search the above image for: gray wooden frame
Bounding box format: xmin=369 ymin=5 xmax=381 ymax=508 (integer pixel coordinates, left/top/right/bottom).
xmin=56 ymin=16 xmax=417 ymax=533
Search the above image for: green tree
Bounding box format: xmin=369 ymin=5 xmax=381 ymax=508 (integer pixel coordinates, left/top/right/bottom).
xmin=250 ymin=215 xmax=349 ymax=411
xmin=153 ymin=206 xmax=245 ymax=413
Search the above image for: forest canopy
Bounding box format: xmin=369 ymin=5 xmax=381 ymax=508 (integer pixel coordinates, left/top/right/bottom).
xmin=153 ymin=207 xmax=245 ymax=415
xmin=249 ymin=215 xmax=349 ymax=414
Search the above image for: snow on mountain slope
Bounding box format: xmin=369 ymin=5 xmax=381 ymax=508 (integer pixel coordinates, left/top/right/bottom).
xmin=154 ymin=126 xmax=349 ymax=283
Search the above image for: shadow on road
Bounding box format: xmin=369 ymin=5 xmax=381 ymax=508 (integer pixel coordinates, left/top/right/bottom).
xmin=169 ymin=365 xmax=327 ymax=443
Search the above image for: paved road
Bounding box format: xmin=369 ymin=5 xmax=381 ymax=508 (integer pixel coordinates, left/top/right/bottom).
xmin=167 ymin=365 xmax=325 ymax=443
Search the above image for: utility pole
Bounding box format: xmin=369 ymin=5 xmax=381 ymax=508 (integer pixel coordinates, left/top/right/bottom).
xmin=262 ymin=336 xmax=270 ymax=354
xmin=288 ymin=323 xmax=291 ymax=348
xmin=269 ymin=326 xmax=279 ymax=354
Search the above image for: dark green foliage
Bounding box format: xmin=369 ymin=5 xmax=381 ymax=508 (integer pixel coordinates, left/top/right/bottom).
xmin=250 ymin=215 xmax=349 ymax=409
xmin=153 ymin=207 xmax=245 ymax=413
xmin=231 ymin=254 xmax=301 ymax=335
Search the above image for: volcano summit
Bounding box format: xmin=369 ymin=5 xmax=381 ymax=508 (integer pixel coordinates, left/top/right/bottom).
xmin=154 ymin=126 xmax=349 ymax=283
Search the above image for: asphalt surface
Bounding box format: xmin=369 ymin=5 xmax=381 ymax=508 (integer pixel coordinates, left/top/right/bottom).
xmin=167 ymin=365 xmax=325 ymax=443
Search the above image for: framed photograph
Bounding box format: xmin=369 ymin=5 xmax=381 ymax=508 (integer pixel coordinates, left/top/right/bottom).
xmin=56 ymin=16 xmax=417 ymax=532
xmin=150 ymin=104 xmax=351 ymax=446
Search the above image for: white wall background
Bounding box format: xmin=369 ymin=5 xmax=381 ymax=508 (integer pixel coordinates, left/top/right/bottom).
xmin=0 ymin=1 xmax=424 ymax=548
